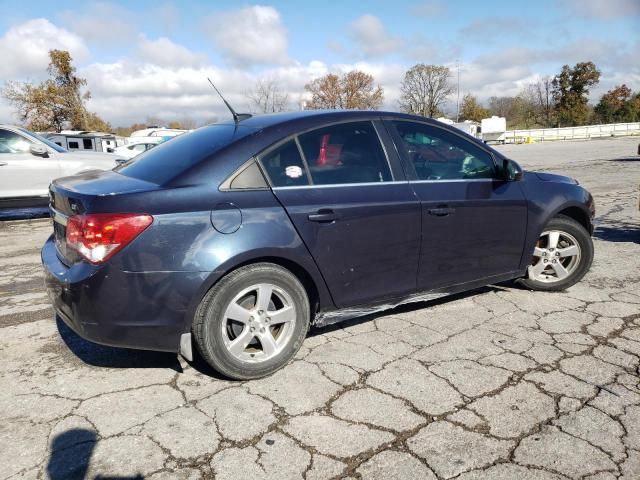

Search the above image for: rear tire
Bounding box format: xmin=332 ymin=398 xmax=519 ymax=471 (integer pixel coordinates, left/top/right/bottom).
xmin=518 ymin=215 xmax=593 ymax=292
xmin=192 ymin=263 xmax=310 ymax=380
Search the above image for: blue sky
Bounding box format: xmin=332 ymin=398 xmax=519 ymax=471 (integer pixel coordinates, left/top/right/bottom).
xmin=0 ymin=0 xmax=638 ymax=125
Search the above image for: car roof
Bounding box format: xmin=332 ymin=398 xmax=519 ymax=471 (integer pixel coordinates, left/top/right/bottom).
xmin=215 ymin=110 xmax=443 ymax=130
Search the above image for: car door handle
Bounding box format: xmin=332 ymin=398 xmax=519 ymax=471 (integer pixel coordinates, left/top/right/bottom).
xmin=0 ymin=161 xmax=7 ymax=166
xmin=428 ymin=206 xmax=455 ymax=216
xmin=308 ymin=209 xmax=338 ymax=223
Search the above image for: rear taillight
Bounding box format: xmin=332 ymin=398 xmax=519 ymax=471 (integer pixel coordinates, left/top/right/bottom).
xmin=66 ymin=213 xmax=153 ymax=264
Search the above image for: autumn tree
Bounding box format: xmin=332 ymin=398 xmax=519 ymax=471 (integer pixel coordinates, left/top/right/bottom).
xmin=594 ymin=84 xmax=640 ymax=123
xmin=552 ymin=62 xmax=601 ymax=127
xmin=246 ymin=79 xmax=289 ymax=113
xmin=2 ymin=49 xmax=110 ymax=132
xmin=304 ymin=71 xmax=384 ymax=110
xmin=167 ymin=118 xmax=197 ymax=129
xmin=399 ymin=64 xmax=454 ymax=118
xmin=460 ymin=94 xmax=490 ymax=122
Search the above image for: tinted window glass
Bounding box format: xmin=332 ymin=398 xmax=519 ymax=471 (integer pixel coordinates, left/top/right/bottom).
xmin=116 ymin=125 xmax=253 ymax=185
xmin=83 ymin=138 xmax=93 ymax=149
xmin=68 ymin=141 xmax=79 ymax=149
xmin=260 ymin=140 xmax=309 ymax=187
xmin=392 ymin=121 xmax=496 ymax=180
xmin=298 ymin=121 xmax=391 ymax=185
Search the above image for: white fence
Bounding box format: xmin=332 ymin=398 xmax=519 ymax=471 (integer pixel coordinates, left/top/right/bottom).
xmin=503 ymin=122 xmax=640 ymax=143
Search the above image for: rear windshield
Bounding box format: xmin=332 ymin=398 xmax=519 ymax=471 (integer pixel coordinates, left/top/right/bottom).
xmin=115 ymin=124 xmax=254 ymax=185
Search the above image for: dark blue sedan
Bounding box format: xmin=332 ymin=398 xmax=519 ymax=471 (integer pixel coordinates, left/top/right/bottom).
xmin=42 ymin=110 xmax=595 ymax=379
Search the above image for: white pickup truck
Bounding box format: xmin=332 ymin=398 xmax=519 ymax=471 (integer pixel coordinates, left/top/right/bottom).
xmin=0 ymin=124 xmax=124 ymax=208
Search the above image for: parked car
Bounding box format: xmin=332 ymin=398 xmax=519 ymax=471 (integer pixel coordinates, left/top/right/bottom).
xmin=0 ymin=125 xmax=124 ymax=208
xmin=112 ymin=137 xmax=165 ymax=160
xmin=43 ymin=111 xmax=595 ymax=379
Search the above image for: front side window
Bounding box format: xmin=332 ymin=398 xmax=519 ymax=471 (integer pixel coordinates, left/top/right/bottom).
xmin=298 ymin=121 xmax=392 ymax=185
xmin=0 ymin=129 xmax=32 ymax=153
xmin=392 ymin=121 xmax=496 ymax=180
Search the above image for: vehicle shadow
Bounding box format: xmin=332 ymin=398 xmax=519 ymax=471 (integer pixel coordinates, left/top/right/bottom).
xmin=593 ymin=222 xmax=640 ymax=244
xmin=608 ymin=156 xmax=640 ymax=162
xmin=56 ymin=317 xmax=182 ymax=372
xmin=47 ymin=428 xmax=143 ymax=479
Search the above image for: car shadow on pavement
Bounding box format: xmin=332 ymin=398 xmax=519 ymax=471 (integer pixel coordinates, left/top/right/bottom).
xmin=594 ymin=223 xmax=640 ymax=244
xmin=56 ymin=317 xmax=183 ymax=372
xmin=609 ymin=156 xmax=640 ymax=162
xmin=47 ymin=428 xmax=144 ymax=479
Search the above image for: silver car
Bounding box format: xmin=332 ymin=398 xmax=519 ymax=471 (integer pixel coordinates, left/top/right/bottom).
xmin=0 ymin=125 xmax=123 ymax=208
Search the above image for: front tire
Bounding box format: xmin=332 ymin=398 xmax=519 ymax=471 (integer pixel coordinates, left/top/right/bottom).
xmin=193 ymin=263 xmax=310 ymax=380
xmin=519 ymin=215 xmax=593 ymax=292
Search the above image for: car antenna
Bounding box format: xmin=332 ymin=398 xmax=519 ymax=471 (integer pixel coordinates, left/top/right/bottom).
xmin=207 ymin=78 xmax=252 ymax=123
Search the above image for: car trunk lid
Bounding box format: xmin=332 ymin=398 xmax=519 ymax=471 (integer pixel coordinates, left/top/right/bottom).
xmin=49 ymin=170 xmax=159 ymax=265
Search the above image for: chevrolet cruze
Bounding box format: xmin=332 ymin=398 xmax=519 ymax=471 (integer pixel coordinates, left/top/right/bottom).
xmin=42 ymin=111 xmax=595 ymax=379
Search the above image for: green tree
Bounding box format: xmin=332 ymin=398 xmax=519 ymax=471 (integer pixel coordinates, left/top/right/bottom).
xmin=460 ymin=93 xmax=490 ymax=122
xmin=2 ymin=49 xmax=110 ymax=132
xmin=552 ymin=62 xmax=601 ymax=127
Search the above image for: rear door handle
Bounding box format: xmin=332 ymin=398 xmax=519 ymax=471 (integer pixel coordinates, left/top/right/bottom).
xmin=308 ymin=209 xmax=338 ymax=223
xmin=0 ymin=162 xmax=7 ymax=166
xmin=428 ymin=206 xmax=455 ymax=216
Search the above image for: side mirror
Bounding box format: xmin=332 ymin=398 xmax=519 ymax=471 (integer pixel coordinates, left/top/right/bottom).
xmin=29 ymin=144 xmax=49 ymax=158
xmin=503 ymin=158 xmax=523 ymax=181
xmin=107 ymin=147 xmax=114 ymax=153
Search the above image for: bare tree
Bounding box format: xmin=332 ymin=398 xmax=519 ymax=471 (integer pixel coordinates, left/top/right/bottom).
xmin=246 ymin=79 xmax=289 ymax=113
xmin=533 ymin=76 xmax=553 ymax=127
xmin=304 ymin=71 xmax=383 ymax=110
xmin=398 ymin=64 xmax=454 ymax=118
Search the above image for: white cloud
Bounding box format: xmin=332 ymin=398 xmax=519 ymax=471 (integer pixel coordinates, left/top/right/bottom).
xmin=348 ymin=15 xmax=402 ymax=58
xmin=0 ymin=18 xmax=90 ymax=78
xmin=205 ymin=6 xmax=289 ymax=67
xmin=59 ymin=1 xmax=135 ymax=44
xmin=135 ymin=35 xmax=207 ymax=67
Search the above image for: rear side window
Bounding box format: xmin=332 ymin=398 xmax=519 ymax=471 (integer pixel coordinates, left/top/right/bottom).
xmin=392 ymin=121 xmax=497 ymax=180
xmin=298 ymin=121 xmax=392 ymax=185
xmin=116 ymin=125 xmax=254 ymax=185
xmin=260 ymin=140 xmax=309 ymax=187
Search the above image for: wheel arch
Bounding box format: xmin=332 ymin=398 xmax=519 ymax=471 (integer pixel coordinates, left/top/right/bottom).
xmin=182 ymin=251 xmax=335 ymax=334
xmin=555 ymin=205 xmax=593 ymax=234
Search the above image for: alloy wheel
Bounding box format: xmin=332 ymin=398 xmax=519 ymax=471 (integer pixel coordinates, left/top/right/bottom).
xmin=221 ymin=283 xmax=297 ymax=363
xmin=528 ymin=230 xmax=582 ymax=283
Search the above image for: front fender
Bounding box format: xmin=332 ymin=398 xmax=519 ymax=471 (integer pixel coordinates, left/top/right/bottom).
xmin=518 ymin=178 xmax=593 ymax=272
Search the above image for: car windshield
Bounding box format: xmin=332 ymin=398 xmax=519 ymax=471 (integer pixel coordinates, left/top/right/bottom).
xmin=18 ymin=128 xmax=67 ymax=153
xmin=114 ymin=124 xmax=255 ymax=185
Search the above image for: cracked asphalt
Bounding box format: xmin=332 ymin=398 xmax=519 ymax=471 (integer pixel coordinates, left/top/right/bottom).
xmin=1 ymin=137 xmax=639 ymax=480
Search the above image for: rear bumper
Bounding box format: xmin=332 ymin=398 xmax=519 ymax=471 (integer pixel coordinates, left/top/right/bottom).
xmin=42 ymin=235 xmax=207 ymax=353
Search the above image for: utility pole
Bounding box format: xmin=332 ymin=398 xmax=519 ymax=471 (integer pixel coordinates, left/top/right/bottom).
xmin=456 ymin=60 xmax=460 ymax=123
